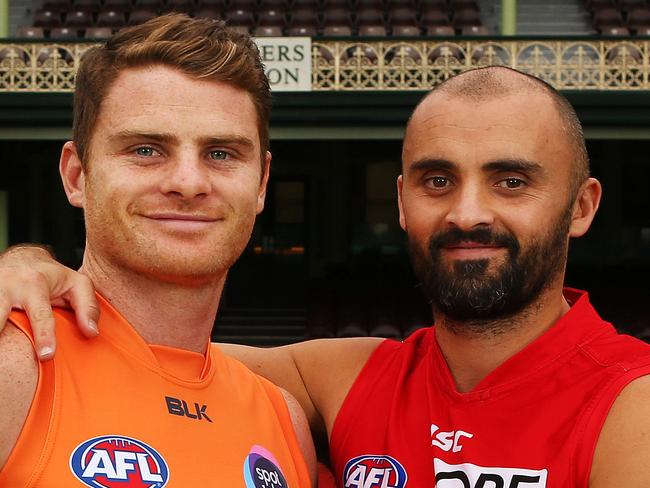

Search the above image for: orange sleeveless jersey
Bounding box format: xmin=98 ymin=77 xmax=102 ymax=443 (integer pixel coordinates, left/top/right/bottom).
xmin=0 ymin=294 xmax=311 ymax=488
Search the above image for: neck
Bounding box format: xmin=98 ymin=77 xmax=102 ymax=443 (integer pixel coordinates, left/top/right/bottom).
xmin=81 ymin=252 xmax=225 ymax=354
xmin=434 ymin=285 xmax=571 ymax=393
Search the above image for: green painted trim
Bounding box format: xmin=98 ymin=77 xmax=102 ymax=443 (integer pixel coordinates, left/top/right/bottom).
xmin=2 ymin=91 xmax=650 ymax=140
xmin=501 ymin=0 xmax=517 ymax=36
xmin=2 ymin=124 xmax=647 ymax=141
xmin=271 ymin=126 xmax=405 ymax=139
xmin=0 ymin=127 xmax=72 ymax=139
xmin=0 ymin=0 xmax=8 ymax=38
xmin=0 ymin=192 xmax=7 ymax=252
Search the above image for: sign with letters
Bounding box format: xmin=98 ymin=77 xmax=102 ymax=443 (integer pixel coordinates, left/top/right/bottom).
xmin=254 ymin=37 xmax=312 ymax=92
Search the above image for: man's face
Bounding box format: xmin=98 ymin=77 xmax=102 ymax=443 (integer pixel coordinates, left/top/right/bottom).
xmin=64 ymin=65 xmax=269 ymax=283
xmin=399 ymin=91 xmax=578 ymax=325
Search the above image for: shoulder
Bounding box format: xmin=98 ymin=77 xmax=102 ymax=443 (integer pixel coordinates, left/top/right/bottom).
xmin=581 ymin=326 xmax=650 ymax=367
xmin=278 ymin=388 xmax=317 ymax=487
xmin=590 ymin=374 xmax=650 ymax=488
xmin=0 ymin=319 xmax=39 ymax=469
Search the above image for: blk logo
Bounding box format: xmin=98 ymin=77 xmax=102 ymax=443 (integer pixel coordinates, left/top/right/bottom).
xmin=431 ymin=423 xmax=474 ymax=453
xmin=343 ymin=455 xmax=408 ymax=488
xmin=165 ymin=396 xmax=212 ymax=422
xmin=69 ymin=435 xmax=169 ymax=488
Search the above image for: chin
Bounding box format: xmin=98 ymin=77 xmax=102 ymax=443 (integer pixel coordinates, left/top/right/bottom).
xmin=142 ymin=257 xmax=231 ymax=284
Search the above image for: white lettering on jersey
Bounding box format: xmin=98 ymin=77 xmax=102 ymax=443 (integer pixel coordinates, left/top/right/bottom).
xmin=346 ymin=464 xmax=397 ymax=488
xmin=434 ymin=458 xmax=548 ymax=487
xmin=82 ymin=450 xmax=117 ymax=479
xmin=431 ymin=424 xmax=474 ymax=453
xmin=81 ymin=449 xmax=163 ymax=482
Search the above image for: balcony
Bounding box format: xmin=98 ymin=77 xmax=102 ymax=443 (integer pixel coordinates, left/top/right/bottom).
xmin=1 ymin=37 xmax=649 ymax=92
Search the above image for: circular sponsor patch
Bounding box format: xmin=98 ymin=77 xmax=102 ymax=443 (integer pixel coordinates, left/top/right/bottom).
xmin=243 ymin=445 xmax=289 ymax=488
xmin=69 ymin=435 xmax=169 ymax=488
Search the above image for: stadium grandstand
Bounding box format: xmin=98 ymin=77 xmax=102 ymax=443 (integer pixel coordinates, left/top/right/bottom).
xmin=0 ymin=0 xmax=649 ymax=346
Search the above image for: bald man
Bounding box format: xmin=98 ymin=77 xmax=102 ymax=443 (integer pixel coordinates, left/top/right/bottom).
xmin=3 ymin=66 xmax=650 ymax=487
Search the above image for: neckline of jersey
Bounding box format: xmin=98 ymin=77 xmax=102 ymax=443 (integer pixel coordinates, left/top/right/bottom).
xmin=430 ymin=288 xmax=613 ymax=402
xmin=95 ymin=292 xmax=220 ymax=385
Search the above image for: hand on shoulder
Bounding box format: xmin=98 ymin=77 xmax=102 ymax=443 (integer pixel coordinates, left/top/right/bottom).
xmin=0 ymin=245 xmax=99 ymax=360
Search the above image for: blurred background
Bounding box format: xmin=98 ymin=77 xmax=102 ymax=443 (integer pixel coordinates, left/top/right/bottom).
xmin=1 ymin=0 xmax=649 ymax=345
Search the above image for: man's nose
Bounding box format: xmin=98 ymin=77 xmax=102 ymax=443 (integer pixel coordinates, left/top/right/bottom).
xmin=160 ymin=155 xmax=211 ymax=199
xmin=444 ymin=184 xmax=495 ymax=231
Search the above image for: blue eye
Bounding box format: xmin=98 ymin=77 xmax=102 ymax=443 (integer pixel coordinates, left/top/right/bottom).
xmin=209 ymin=150 xmax=229 ymax=161
xmin=135 ymin=147 xmax=156 ymax=157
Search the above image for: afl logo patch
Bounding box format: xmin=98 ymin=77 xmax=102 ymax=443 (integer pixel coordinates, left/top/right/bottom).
xmin=69 ymin=435 xmax=170 ymax=488
xmin=343 ymin=455 xmax=408 ymax=488
xmin=243 ymin=445 xmax=289 ymax=488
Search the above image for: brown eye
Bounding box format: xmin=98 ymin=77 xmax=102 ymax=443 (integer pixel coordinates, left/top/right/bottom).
xmin=498 ymin=178 xmax=524 ymax=189
xmin=428 ymin=176 xmax=450 ymax=188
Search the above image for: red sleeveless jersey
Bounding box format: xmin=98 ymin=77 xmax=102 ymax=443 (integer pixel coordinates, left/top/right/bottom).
xmin=330 ymin=289 xmax=650 ymax=488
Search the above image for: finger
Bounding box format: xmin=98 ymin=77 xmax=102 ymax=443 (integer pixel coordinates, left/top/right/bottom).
xmin=23 ymin=290 xmax=57 ymax=361
xmin=65 ymin=274 xmax=100 ymax=338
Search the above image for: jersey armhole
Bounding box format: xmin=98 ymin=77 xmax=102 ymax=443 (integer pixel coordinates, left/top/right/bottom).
xmin=572 ymin=365 xmax=650 ymax=487
xmin=257 ymin=375 xmax=312 ymax=488
xmin=328 ymin=338 xmax=400 ymax=463
xmin=0 ymin=311 xmax=57 ymax=487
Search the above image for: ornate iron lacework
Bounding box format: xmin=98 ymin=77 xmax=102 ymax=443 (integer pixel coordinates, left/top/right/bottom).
xmin=1 ymin=39 xmax=649 ymax=92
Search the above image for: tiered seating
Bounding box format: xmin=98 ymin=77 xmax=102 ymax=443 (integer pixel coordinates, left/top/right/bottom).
xmin=587 ymin=0 xmax=650 ymax=34
xmin=20 ymin=0 xmax=486 ymax=38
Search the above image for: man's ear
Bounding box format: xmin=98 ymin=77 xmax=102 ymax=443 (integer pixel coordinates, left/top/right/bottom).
xmin=397 ymin=175 xmax=407 ymax=231
xmin=256 ymin=150 xmax=272 ymax=214
xmin=569 ymin=177 xmax=602 ymax=238
xmin=59 ymin=141 xmax=86 ymax=209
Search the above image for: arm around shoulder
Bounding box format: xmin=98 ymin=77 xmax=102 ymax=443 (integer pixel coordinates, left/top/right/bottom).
xmin=590 ymin=375 xmax=650 ymax=488
xmin=220 ymin=337 xmax=383 ymax=438
xmin=0 ymin=321 xmax=39 ymax=469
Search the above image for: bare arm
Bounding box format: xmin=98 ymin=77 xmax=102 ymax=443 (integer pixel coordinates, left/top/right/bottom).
xmin=219 ymin=337 xmax=383 ymax=438
xmin=590 ymin=375 xmax=650 ymax=487
xmin=280 ymin=388 xmax=317 ymax=487
xmin=0 ymin=323 xmax=39 ymax=469
xmin=0 ymin=245 xmax=99 ymax=359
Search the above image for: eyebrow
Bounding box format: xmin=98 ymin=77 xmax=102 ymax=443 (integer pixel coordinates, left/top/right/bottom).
xmin=107 ymin=131 xmax=178 ymax=145
xmin=107 ymin=130 xmax=256 ymax=151
xmin=408 ymin=158 xmax=457 ymax=174
xmin=407 ymin=157 xmax=545 ymax=176
xmin=482 ymin=158 xmax=545 ymax=175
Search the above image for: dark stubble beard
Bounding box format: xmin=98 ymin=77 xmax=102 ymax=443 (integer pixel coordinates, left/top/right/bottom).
xmin=408 ymin=206 xmax=572 ymax=335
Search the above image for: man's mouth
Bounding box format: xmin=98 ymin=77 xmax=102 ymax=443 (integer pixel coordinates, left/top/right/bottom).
xmin=141 ymin=213 xmax=223 ymax=231
xmin=441 ymin=241 xmax=506 ymax=258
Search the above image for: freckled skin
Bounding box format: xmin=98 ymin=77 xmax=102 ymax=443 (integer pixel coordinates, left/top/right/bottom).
xmin=72 ymin=65 xmax=268 ymax=285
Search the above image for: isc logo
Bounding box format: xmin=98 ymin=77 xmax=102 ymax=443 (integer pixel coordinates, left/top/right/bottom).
xmin=434 ymin=458 xmax=547 ymax=488
xmin=343 ymin=455 xmax=408 ymax=488
xmin=431 ymin=423 xmax=474 ymax=453
xmin=69 ymin=435 xmax=170 ymax=488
